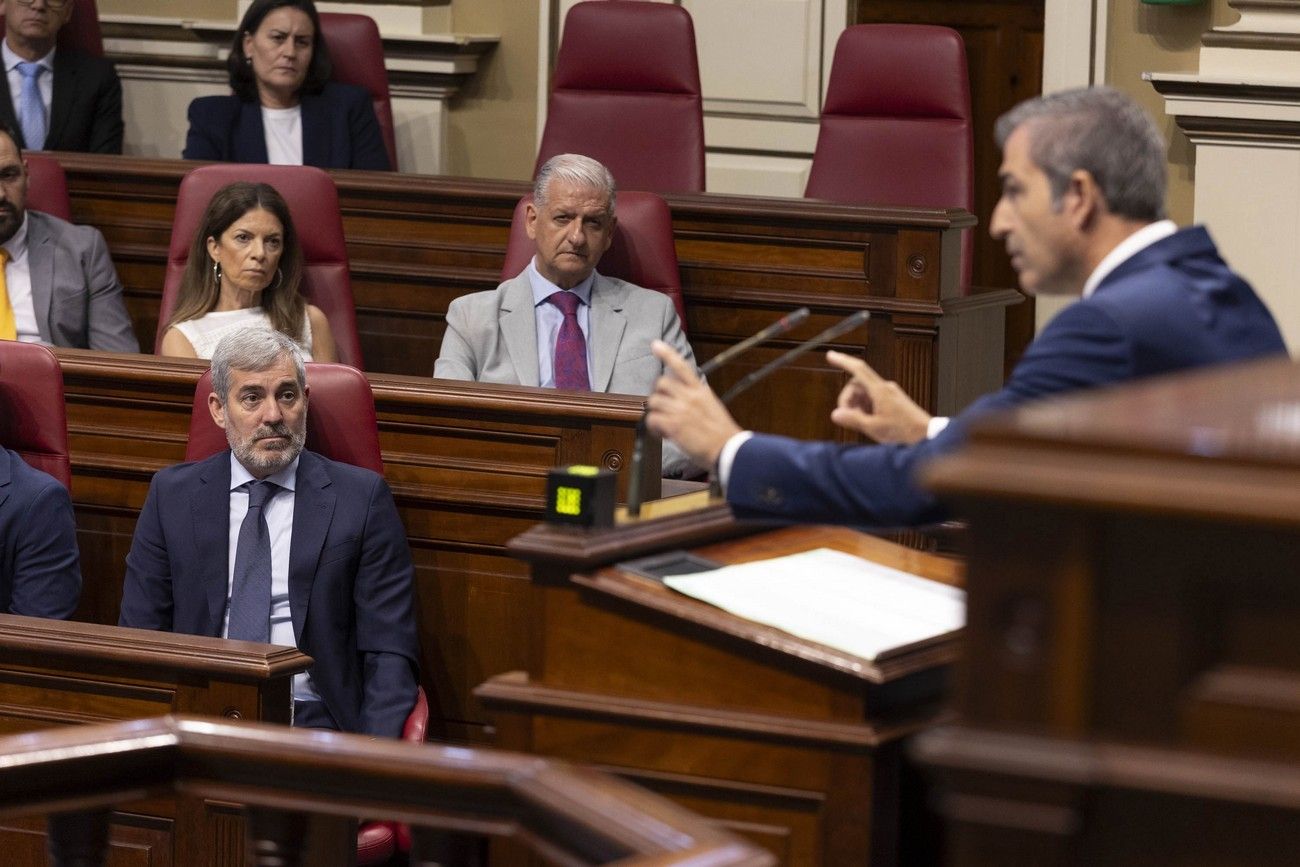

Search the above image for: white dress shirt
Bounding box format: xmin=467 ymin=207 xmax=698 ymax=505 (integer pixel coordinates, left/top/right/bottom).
xmin=2 ymin=42 xmax=54 ymax=131
xmin=225 ymin=452 xmax=321 ymax=703
xmin=526 ymin=257 xmax=596 ymax=388
xmin=2 ymin=214 xmax=40 ymax=343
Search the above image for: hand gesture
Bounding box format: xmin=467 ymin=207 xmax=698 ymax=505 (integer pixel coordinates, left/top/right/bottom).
xmin=826 ymin=350 xmax=932 ymax=445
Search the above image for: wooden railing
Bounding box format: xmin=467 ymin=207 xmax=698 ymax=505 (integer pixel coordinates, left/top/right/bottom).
xmin=1 ymin=715 xmax=773 ymax=867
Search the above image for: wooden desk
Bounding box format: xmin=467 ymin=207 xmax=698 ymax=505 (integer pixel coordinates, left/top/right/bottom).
xmin=917 ymin=356 xmax=1300 ymax=865
xmin=53 ymin=152 xmax=1017 ymax=446
xmin=0 ymin=614 xmax=312 ymax=866
xmin=57 ymin=348 xmax=653 ymax=743
xmin=477 ymin=508 xmax=963 ymax=866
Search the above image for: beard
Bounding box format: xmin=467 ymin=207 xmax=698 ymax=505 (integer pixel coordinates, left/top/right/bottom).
xmin=0 ymin=203 xmax=22 ymax=245
xmin=229 ymin=421 xmax=306 ymax=477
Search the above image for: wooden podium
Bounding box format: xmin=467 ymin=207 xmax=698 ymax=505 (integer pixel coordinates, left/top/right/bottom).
xmin=476 ymin=502 xmax=964 ymax=865
xmin=915 ymin=356 xmax=1300 ymax=865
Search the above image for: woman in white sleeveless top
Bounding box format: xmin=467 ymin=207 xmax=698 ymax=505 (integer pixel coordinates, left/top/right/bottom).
xmin=158 ymin=181 xmax=337 ymax=361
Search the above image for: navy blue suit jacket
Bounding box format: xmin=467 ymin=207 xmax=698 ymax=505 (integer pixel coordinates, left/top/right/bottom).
xmin=0 ymin=449 xmax=80 ymax=618
xmin=728 ymin=226 xmax=1288 ymax=527
xmin=119 ymin=449 xmax=418 ymax=736
xmin=183 ymin=82 xmax=390 ymax=171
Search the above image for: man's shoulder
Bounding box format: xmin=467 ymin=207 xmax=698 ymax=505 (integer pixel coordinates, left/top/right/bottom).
xmin=300 ymin=449 xmax=384 ymax=490
xmin=2 ymin=448 xmax=63 ymax=501
xmin=54 ymin=48 xmax=116 ymax=78
xmin=27 ymin=210 xmax=106 ymax=250
xmin=594 ymin=273 xmax=673 ymax=310
xmin=449 ymin=273 xmax=530 ymax=313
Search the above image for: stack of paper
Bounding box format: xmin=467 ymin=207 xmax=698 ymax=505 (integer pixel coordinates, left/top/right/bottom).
xmin=664 ymin=547 xmax=965 ymax=661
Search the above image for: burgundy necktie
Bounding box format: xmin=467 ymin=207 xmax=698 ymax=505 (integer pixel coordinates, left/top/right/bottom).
xmin=546 ymin=290 xmax=590 ymax=390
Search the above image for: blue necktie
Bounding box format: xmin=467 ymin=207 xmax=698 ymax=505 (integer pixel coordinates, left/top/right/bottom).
xmin=227 ymin=480 xmax=277 ymax=643
xmin=16 ymin=62 xmax=46 ymax=151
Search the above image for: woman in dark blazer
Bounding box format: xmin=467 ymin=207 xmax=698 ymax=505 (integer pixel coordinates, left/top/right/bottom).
xmin=183 ymin=0 xmax=390 ymax=171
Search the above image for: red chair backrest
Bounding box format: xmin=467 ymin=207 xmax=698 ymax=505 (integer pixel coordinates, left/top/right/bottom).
xmin=805 ymin=25 xmax=974 ymax=293
xmin=536 ymin=1 xmax=704 ymax=194
xmin=0 ymin=0 xmax=104 ymax=58
xmin=25 ymin=154 xmax=72 ymax=222
xmin=0 ymin=342 xmax=71 ymax=489
xmin=319 ymin=12 xmax=397 ymax=172
xmin=157 ymin=164 xmax=364 ymax=369
xmin=186 ymin=362 xmax=382 ymax=474
xmin=500 ymin=190 xmax=687 ymax=331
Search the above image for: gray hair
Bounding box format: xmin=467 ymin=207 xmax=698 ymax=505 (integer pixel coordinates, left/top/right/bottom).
xmin=995 ymin=86 xmax=1167 ymax=222
xmin=210 ymin=329 xmax=306 ymax=403
xmin=533 ymin=153 xmax=616 ymax=215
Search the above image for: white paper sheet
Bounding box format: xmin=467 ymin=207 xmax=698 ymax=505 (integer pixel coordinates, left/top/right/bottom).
xmin=664 ymin=547 xmax=965 ymax=661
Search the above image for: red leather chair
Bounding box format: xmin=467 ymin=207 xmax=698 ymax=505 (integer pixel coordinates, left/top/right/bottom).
xmin=24 ymin=154 xmax=73 ymax=221
xmin=186 ymin=362 xmax=381 ymax=471
xmin=0 ymin=0 xmax=104 ymax=58
xmin=157 ymin=164 xmax=365 ymax=369
xmin=0 ymin=341 xmax=71 ymax=489
xmin=536 ymin=1 xmax=704 ymax=194
xmin=805 ymin=25 xmax=974 ymax=293
xmin=500 ymin=190 xmax=687 ymax=331
xmin=319 ymin=12 xmax=397 ymax=172
xmin=357 ymin=686 xmax=430 ymax=866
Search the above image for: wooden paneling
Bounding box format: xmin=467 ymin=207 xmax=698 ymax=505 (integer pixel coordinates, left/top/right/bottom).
xmin=481 ymin=518 xmax=963 ymax=866
xmin=918 ymin=356 xmax=1300 ymax=864
xmin=52 ymin=153 xmax=1011 ymax=439
xmin=853 ymin=0 xmax=1045 ymax=374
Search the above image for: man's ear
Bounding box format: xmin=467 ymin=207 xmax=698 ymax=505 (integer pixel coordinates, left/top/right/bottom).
xmin=1063 ymin=169 xmax=1102 ymax=230
xmin=208 ymin=392 xmax=228 ymax=430
xmin=524 ymin=201 xmax=539 ymax=241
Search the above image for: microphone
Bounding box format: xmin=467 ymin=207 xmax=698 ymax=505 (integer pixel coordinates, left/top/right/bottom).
xmin=625 ymin=307 xmax=811 ymax=518
xmin=719 ymin=309 xmax=871 ymax=404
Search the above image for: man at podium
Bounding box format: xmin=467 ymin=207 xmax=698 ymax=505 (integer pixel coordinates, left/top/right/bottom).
xmin=646 ymin=87 xmax=1286 ymax=527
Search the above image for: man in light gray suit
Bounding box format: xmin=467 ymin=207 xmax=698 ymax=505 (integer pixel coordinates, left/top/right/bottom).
xmin=435 ymin=153 xmax=697 ymax=475
xmin=0 ymin=124 xmax=137 ymax=352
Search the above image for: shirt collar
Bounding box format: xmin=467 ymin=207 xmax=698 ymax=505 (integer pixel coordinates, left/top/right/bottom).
xmin=1082 ymin=219 xmax=1178 ymax=299
xmin=2 ymin=213 xmax=29 ymax=262
xmin=229 ymin=451 xmax=300 ymax=493
xmin=2 ymin=41 xmax=55 ymax=74
xmin=526 ymin=257 xmax=596 ymax=308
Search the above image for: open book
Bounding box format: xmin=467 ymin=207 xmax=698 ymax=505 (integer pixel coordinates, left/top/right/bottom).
xmin=664 ymin=547 xmax=965 ymax=662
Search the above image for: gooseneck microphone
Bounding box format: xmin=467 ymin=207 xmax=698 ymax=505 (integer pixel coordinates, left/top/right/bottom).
xmin=625 ymin=307 xmax=811 ymax=517
xmin=719 ymin=309 xmax=872 ymax=404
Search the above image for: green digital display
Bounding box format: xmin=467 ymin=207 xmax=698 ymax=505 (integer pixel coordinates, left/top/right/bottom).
xmin=554 ymin=486 xmax=583 ymax=516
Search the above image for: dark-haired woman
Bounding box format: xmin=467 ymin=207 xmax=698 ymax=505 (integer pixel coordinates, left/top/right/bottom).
xmin=159 ymin=181 xmax=337 ymax=361
xmin=182 ymin=0 xmax=389 ymax=170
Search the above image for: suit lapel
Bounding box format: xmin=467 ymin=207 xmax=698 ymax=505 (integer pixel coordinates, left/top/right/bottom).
xmin=500 ymin=274 xmax=541 ymax=387
xmin=299 ymin=94 xmax=329 ymax=169
xmin=193 ymin=453 xmax=234 ymax=636
xmin=47 ymin=53 xmax=75 ymax=149
xmin=588 ymin=274 xmax=627 ymax=393
xmin=287 ymin=451 xmax=335 ymax=644
xmin=0 ymin=450 xmax=12 ymax=515
xmin=25 ymin=214 xmax=55 ymax=344
xmin=235 ymin=100 xmax=270 ymax=163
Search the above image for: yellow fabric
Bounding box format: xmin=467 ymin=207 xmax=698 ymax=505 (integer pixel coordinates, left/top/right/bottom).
xmin=0 ymin=248 xmax=13 ymax=341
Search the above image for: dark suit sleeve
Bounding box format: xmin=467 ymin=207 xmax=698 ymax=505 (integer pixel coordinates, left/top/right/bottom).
xmin=119 ymin=476 xmax=175 ymax=630
xmin=183 ymin=97 xmax=226 ymax=161
xmin=354 ymin=476 xmax=418 ymax=737
xmin=82 ymin=226 xmax=140 ymax=353
xmin=343 ymin=88 xmax=391 ymax=171
xmin=726 ymin=300 xmax=1136 ymax=527
xmin=86 ymin=63 xmax=123 ymax=154
xmin=9 ymin=479 xmax=81 ymax=619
